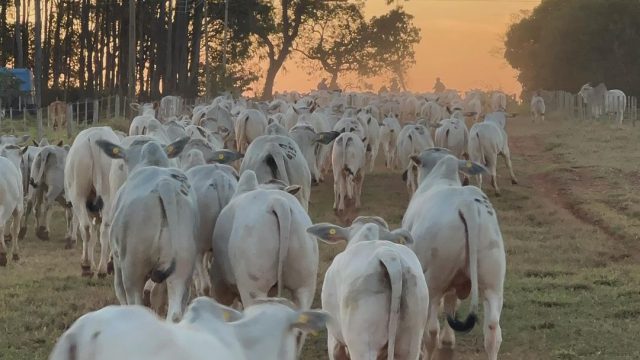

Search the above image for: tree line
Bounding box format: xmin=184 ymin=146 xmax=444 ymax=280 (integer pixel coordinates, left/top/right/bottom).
xmin=504 ymin=0 xmax=640 ymax=97
xmin=0 ymin=0 xmax=420 ymax=104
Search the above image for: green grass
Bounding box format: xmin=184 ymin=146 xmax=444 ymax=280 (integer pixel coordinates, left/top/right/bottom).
xmin=2 ymin=115 xmax=640 ymax=359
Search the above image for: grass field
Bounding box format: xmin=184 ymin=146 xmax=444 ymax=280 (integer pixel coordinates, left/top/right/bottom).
xmin=2 ymin=114 xmax=640 ymax=359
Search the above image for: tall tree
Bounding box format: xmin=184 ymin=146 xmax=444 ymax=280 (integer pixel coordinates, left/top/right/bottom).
xmin=504 ymin=0 xmax=640 ymax=96
xmin=15 ymin=0 xmax=23 ymax=67
xmin=34 ymin=0 xmax=42 ymax=138
xmin=252 ymin=0 xmax=319 ymax=99
xmin=295 ymin=2 xmax=367 ymax=89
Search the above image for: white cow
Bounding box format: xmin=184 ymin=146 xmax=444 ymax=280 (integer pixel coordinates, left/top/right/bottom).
xmin=96 ymin=137 xmax=197 ymax=322
xmin=434 ymin=118 xmax=469 ymax=159
xmin=490 ymin=92 xmax=507 ymax=112
xmin=65 ymin=127 xmax=120 ymax=277
xmin=402 ymin=148 xmax=504 ymax=360
xmin=210 ymin=171 xmax=318 ymax=327
xmin=379 ymin=116 xmax=402 ymax=169
xmin=50 ymin=298 xmax=329 ymax=360
xmin=240 ymin=135 xmax=312 ymax=211
xmin=235 ymin=109 xmax=268 ymax=154
xmin=468 ymin=118 xmax=518 ymax=195
xmin=397 ymin=124 xmax=434 ymax=194
xmin=307 ymin=218 xmax=428 ymax=360
xmin=332 ymin=132 xmax=366 ymax=212
xmin=186 ymin=163 xmax=238 ymax=296
xmin=0 ymin=145 xmax=24 ymax=265
xmin=357 ymin=110 xmax=381 ymax=172
xmin=288 ymin=122 xmax=339 ymax=184
xmin=24 ymin=144 xmax=71 ymax=244
xmin=530 ymin=94 xmax=545 ymax=122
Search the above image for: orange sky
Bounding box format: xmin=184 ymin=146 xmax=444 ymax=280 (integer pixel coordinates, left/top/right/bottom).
xmin=273 ymin=0 xmax=540 ymax=96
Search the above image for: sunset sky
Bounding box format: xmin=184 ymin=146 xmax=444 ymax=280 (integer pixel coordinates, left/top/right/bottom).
xmin=273 ymin=0 xmax=540 ymax=96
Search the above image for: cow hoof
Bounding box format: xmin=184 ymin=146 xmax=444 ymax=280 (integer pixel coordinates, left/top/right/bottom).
xmin=12 ymin=253 xmax=19 ymax=261
xmin=511 ymin=179 xmax=519 ymax=185
xmin=36 ymin=226 xmax=50 ymax=241
xmin=97 ymin=272 xmax=107 ymax=279
xmin=18 ymin=227 xmax=27 ymax=239
xmin=81 ymin=265 xmax=93 ymax=277
xmin=143 ymin=290 xmax=151 ymax=307
xmin=64 ymin=237 xmax=74 ymax=250
xmin=0 ymin=253 xmax=6 ymax=266
xmin=107 ymin=260 xmax=114 ymax=275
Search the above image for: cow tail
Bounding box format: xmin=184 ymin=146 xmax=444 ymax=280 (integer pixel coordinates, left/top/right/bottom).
xmin=343 ymin=137 xmax=355 ymax=199
xmin=272 ymin=197 xmax=291 ymax=298
xmin=376 ymin=247 xmax=403 ymax=360
xmin=152 ymin=179 xmax=178 ymax=283
xmin=85 ymin=139 xmax=103 ymax=214
xmin=447 ymin=201 xmax=480 ymax=332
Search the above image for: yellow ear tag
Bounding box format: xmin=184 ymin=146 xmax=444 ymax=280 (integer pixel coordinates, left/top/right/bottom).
xmin=218 ymin=153 xmax=225 ymax=160
xmin=112 ymin=147 xmax=120 ymax=155
xmin=466 ymin=161 xmax=473 ymax=168
xmin=298 ymin=314 xmax=309 ymax=324
xmin=328 ymin=228 xmax=337 ymax=236
xmin=166 ymin=145 xmax=174 ymax=153
xmin=398 ymin=238 xmax=406 ymax=245
xmin=223 ymin=311 xmax=231 ymax=321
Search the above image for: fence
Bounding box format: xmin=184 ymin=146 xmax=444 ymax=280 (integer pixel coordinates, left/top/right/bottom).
xmin=533 ymin=90 xmax=638 ymax=124
xmin=0 ymin=94 xmax=134 ymax=137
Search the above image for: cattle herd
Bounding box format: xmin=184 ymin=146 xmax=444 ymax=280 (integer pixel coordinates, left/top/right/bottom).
xmin=3 ymin=85 xmax=604 ymax=360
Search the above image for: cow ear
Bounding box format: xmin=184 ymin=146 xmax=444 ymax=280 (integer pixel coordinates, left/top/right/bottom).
xmin=153 ymin=101 xmax=160 ymax=110
xmin=306 ymin=223 xmax=349 ymax=244
xmin=314 ymin=131 xmax=340 ymax=145
xmin=210 ymin=150 xmax=243 ymax=164
xmin=95 ymin=139 xmax=126 ymax=159
xmin=292 ymin=106 xmax=300 ymax=115
xmin=409 ymin=155 xmax=422 ymax=166
xmin=284 ymin=185 xmax=301 ymax=196
xmin=56 ymin=140 xmax=64 ymax=147
xmin=164 ymin=137 xmax=189 ymax=158
xmin=19 ymin=135 xmax=31 ymax=144
xmin=379 ymin=228 xmax=414 ymax=246
xmin=291 ymin=310 xmax=331 ymax=334
xmin=21 ymin=146 xmax=29 ymax=155
xmin=458 ymin=160 xmax=487 ymax=176
xmin=32 ymin=139 xmax=38 ymax=146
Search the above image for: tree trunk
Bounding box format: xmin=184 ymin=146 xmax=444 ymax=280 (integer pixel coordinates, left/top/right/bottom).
xmin=262 ymin=61 xmax=282 ymax=100
xmin=34 ymin=0 xmax=42 ymax=139
xmin=188 ymin=0 xmax=204 ymax=97
xmin=164 ymin=0 xmax=173 ymax=94
xmin=329 ymin=72 xmax=339 ymax=89
xmin=15 ymin=0 xmax=23 ymax=67
xmin=128 ymin=0 xmax=136 ymax=101
xmin=51 ymin=2 xmax=64 ymax=90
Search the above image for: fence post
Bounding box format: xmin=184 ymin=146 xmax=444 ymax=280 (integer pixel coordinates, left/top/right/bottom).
xmin=93 ymin=99 xmax=99 ymax=125
xmin=9 ymin=107 xmax=13 ymax=121
xmin=66 ymin=104 xmax=74 ymax=139
xmin=115 ymin=95 xmax=121 ymax=119
xmin=84 ymin=99 xmax=89 ymax=125
xmin=76 ymin=102 xmax=80 ymax=125
xmin=22 ymin=105 xmax=26 ymax=131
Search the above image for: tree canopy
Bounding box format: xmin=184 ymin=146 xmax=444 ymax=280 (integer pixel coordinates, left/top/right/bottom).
xmin=295 ymin=4 xmax=420 ymax=91
xmin=504 ymin=0 xmax=640 ymax=96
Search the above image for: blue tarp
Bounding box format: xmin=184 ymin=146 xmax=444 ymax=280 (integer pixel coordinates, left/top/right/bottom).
xmin=0 ymin=68 xmax=33 ymax=92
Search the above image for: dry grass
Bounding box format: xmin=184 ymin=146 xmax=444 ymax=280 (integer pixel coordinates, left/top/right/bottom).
xmin=2 ymin=114 xmax=640 ymax=359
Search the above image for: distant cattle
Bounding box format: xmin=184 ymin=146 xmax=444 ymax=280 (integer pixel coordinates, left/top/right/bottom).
xmin=529 ymin=94 xmax=545 ymax=122
xmin=48 ymin=101 xmax=68 ymax=130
